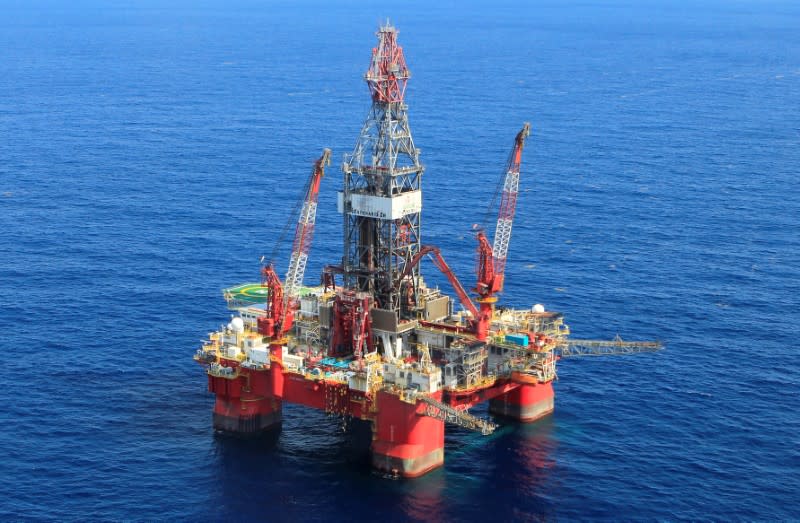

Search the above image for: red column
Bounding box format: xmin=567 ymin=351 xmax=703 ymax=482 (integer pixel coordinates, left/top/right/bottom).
xmin=371 ymin=391 xmax=445 ymax=478
xmin=489 ymin=381 xmax=554 ymax=422
xmin=209 ymin=369 xmax=282 ymax=434
xmin=269 ymin=342 xmax=285 ymax=398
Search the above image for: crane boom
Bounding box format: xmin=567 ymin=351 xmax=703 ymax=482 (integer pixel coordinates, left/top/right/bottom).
xmin=490 ymin=122 xmax=530 ymax=290
xmin=284 ymin=148 xmax=332 ymax=307
xmin=397 ymin=245 xmax=480 ymax=320
xmin=427 ymin=248 xmax=480 ymax=320
xmin=259 ymin=149 xmax=331 ymax=339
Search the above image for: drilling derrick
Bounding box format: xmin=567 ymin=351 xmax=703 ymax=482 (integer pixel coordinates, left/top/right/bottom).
xmin=340 ymin=22 xmax=423 ymax=322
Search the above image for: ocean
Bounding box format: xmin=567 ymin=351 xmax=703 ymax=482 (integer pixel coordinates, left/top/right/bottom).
xmin=1 ymin=1 xmax=798 ymax=520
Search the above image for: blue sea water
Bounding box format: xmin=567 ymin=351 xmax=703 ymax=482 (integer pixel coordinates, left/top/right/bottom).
xmin=1 ymin=1 xmax=799 ymax=520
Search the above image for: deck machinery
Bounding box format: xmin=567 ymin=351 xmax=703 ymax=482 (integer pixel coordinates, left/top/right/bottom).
xmin=195 ymin=22 xmax=661 ymax=478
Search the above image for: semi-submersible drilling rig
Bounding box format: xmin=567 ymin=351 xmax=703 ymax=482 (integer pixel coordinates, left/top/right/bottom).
xmin=195 ymin=22 xmax=661 ymax=478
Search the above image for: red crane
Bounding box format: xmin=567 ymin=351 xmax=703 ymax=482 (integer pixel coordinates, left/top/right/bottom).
xmin=258 ymin=148 xmax=332 ymax=339
xmin=411 ymin=246 xmax=479 ymax=319
xmin=397 ymin=245 xmax=482 ymax=334
xmin=470 ymin=123 xmax=531 ymax=338
xmin=478 ymin=123 xmax=531 ymax=294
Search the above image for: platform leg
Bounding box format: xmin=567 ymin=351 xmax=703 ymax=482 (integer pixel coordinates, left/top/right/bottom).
xmin=371 ymin=392 xmax=444 ymax=478
xmin=489 ymin=382 xmax=554 ymax=422
xmin=212 ymin=396 xmax=282 ymax=435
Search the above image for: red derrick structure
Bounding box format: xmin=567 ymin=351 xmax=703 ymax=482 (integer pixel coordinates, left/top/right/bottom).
xmin=365 ymin=22 xmax=409 ymax=103
xmin=330 ymin=291 xmax=373 ymax=359
xmin=196 ymin=21 xmax=662 ymax=479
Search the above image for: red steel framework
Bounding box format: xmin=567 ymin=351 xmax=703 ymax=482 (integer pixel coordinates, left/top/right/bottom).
xmin=365 ymin=23 xmax=409 ymax=103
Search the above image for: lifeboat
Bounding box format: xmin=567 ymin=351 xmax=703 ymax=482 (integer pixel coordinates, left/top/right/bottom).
xmin=510 ymin=370 xmax=540 ymax=385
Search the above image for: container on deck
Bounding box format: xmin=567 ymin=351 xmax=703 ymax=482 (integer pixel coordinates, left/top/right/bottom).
xmin=505 ymin=333 xmax=529 ymax=347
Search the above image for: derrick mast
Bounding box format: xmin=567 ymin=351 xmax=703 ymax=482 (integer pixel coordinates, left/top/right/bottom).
xmin=340 ymin=22 xmax=423 ymax=319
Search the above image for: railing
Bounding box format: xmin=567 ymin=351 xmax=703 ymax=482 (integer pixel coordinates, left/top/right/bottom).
xmin=207 ymin=363 xmax=239 ymax=379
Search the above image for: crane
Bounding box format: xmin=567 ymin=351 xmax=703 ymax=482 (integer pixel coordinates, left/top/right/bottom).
xmin=258 ymin=148 xmax=332 ymax=339
xmin=476 ymin=122 xmax=531 ymax=296
xmin=471 ymin=123 xmax=531 ymax=339
xmin=284 ymin=148 xmax=332 ymax=306
xmin=395 ymin=244 xmax=485 ymax=337
xmin=486 ymin=122 xmax=531 ymax=291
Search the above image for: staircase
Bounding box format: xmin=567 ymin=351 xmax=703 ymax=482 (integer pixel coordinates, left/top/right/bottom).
xmin=418 ymin=395 xmax=498 ymax=435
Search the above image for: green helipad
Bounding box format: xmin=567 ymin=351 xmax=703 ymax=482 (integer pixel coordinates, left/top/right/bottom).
xmin=223 ymin=282 xmax=317 ymax=306
xmin=224 ymin=283 xmax=271 ymax=303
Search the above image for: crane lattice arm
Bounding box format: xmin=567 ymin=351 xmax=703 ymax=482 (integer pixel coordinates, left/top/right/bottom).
xmin=490 ymin=122 xmax=531 ymax=291
xmin=283 ymin=148 xmax=332 ymax=307
xmin=556 ymin=336 xmax=663 ymax=358
xmin=259 ymin=149 xmax=331 ymax=339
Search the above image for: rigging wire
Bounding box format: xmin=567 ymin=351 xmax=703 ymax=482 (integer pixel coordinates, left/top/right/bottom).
xmin=264 ymin=162 xmax=316 ymax=266
xmin=479 ymin=145 xmax=517 ymax=234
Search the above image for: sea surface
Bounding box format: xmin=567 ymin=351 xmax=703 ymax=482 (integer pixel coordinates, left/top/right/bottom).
xmin=1 ymin=1 xmax=798 ymax=521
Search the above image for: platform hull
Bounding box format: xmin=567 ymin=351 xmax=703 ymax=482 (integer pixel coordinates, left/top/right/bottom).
xmin=371 ymin=446 xmax=444 ymax=478
xmin=213 ymin=410 xmax=282 ymax=434
xmin=212 ymin=395 xmax=282 ymax=435
xmin=489 ymin=381 xmax=554 ymax=422
xmin=203 ymin=361 xmax=553 ymax=474
xmin=371 ymin=391 xmax=445 ymax=478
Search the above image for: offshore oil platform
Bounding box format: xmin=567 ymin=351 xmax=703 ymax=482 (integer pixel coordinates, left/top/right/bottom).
xmin=194 ymin=22 xmax=661 ymax=478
